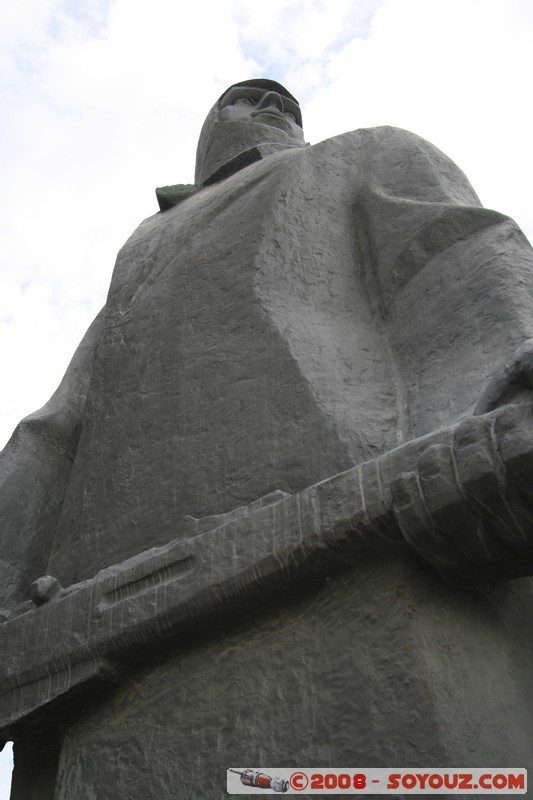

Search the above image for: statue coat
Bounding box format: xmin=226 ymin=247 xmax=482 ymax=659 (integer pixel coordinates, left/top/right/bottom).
xmin=2 ymin=126 xmax=533 ymax=794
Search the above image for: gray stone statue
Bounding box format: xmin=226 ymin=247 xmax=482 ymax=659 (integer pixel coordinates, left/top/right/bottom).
xmin=2 ymin=78 xmax=533 ymax=798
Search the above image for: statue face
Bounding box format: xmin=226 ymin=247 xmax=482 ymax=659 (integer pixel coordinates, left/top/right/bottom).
xmin=217 ymin=85 xmax=304 ymax=143
xmin=195 ymin=78 xmax=306 ymax=186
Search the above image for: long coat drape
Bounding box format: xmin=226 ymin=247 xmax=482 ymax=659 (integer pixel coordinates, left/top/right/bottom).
xmin=2 ymin=125 xmax=533 ymax=597
xmin=4 ymin=127 xmax=533 ymax=793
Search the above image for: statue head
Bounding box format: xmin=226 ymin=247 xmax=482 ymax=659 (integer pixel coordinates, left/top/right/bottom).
xmin=195 ymin=79 xmax=306 ymax=187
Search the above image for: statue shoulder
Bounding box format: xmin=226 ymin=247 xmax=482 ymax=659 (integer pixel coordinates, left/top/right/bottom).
xmin=337 ymin=124 xmax=452 ymax=161
xmin=332 ymin=125 xmax=479 ymax=204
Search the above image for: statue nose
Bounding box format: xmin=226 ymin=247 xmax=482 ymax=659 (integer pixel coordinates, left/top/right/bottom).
xmin=257 ymin=91 xmax=284 ymax=112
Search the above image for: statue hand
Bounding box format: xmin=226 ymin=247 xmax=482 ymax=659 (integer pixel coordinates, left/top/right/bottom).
xmin=0 ymin=560 xmax=31 ymax=621
xmin=392 ymin=401 xmax=533 ymax=584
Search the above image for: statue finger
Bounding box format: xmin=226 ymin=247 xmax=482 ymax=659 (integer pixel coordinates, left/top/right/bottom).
xmin=416 ymin=443 xmax=496 ymax=569
xmin=453 ymin=415 xmax=509 ymax=522
xmin=491 ymin=402 xmax=533 ymax=565
xmin=455 ymin=409 xmax=533 ymax=570
xmin=494 ymin=401 xmax=533 ymax=500
xmin=392 ymin=469 xmax=452 ymax=574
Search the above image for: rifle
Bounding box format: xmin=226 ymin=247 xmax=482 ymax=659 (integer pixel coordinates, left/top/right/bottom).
xmin=2 ymin=403 xmax=531 ymax=743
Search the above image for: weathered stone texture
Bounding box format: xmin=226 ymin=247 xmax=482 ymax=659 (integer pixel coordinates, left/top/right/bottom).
xmin=2 ymin=79 xmax=533 ymax=797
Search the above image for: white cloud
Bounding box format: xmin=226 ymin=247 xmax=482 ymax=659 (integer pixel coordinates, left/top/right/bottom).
xmin=0 ymin=744 xmax=12 ymax=800
xmin=302 ymin=0 xmax=533 ymax=236
xmin=235 ymin=0 xmax=373 ymax=63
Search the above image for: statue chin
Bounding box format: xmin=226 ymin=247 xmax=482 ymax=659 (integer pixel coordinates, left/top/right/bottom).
xmin=195 ymin=119 xmax=306 ymax=186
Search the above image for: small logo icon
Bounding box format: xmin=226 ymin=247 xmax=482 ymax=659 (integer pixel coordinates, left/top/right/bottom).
xmin=229 ymin=769 xmax=289 ymax=793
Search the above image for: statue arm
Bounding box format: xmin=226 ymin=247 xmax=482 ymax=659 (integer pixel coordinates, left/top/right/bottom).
xmin=356 ymin=125 xmax=533 ymax=425
xmin=0 ymin=307 xmax=106 ymax=616
xmin=352 ymin=127 xmax=533 ymax=583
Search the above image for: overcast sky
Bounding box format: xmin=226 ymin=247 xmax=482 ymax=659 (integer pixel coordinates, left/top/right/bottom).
xmin=1 ymin=0 xmax=532 ymax=793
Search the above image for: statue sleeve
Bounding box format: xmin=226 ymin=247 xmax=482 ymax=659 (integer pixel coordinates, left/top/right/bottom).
xmin=353 ymin=125 xmax=524 ymax=304
xmin=352 ymin=125 xmax=533 ymax=438
xmin=0 ymin=307 xmax=106 ymax=616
